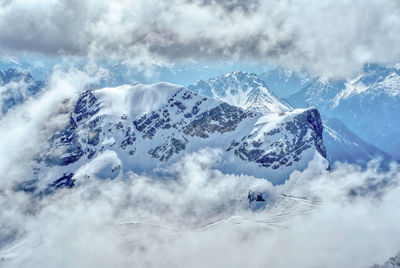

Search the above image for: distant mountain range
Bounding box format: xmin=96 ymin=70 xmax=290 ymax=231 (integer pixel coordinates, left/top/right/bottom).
xmin=189 ymin=70 xmax=393 ymax=166
xmin=284 ymin=64 xmax=400 ymax=160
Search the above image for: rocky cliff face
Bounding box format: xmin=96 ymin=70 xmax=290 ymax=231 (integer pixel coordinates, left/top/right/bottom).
xmin=18 ymin=83 xmax=326 ymax=194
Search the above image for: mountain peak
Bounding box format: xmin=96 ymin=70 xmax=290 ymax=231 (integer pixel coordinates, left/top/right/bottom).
xmin=18 ymin=82 xmax=328 ymax=194
xmin=188 ymin=71 xmax=291 ymax=113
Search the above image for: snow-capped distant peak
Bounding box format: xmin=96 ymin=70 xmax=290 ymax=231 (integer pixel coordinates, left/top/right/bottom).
xmin=188 ymin=71 xmax=291 ymax=114
xmin=335 ymin=68 xmax=400 ymax=104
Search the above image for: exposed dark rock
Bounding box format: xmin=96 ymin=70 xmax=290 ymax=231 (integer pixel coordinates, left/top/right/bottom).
xmin=50 ymin=173 xmax=75 ymax=189
xmin=39 ymin=91 xmax=102 ymax=166
xmin=184 ymin=103 xmax=252 ymax=138
xmin=13 ymin=179 xmax=38 ymax=193
xmin=120 ymin=127 xmax=136 ymax=149
xmin=248 ymin=190 xmax=266 ymax=202
xmin=74 ymin=91 xmax=100 ymax=122
xmin=149 ymin=137 xmax=188 ymax=162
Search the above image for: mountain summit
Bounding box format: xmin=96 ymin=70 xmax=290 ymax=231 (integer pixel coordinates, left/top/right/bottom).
xmin=188 ymin=71 xmax=291 ymax=114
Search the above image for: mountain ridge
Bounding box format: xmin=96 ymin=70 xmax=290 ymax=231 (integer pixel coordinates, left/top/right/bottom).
xmin=17 ymin=82 xmax=327 ymax=195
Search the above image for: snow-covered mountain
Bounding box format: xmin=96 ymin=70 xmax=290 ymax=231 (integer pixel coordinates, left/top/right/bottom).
xmin=287 ymin=64 xmax=400 ymax=160
xmin=259 ymin=67 xmax=312 ymax=98
xmin=323 ymin=118 xmax=391 ymax=166
xmin=0 ymin=69 xmax=44 ymax=115
xmin=259 ymin=67 xmax=311 ymax=98
xmin=188 ymin=71 xmax=291 ymax=113
xmin=17 ymin=83 xmax=326 ymax=194
xmin=286 ymin=76 xmax=346 ymax=112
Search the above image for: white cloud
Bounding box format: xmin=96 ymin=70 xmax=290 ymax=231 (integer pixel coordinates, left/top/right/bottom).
xmin=0 ymin=147 xmax=400 ymax=267
xmin=0 ymin=0 xmax=399 ymax=77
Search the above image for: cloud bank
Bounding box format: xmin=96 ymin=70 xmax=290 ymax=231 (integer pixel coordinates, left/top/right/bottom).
xmin=1 ymin=147 xmax=400 ymax=268
xmin=0 ymin=0 xmax=399 ymax=76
